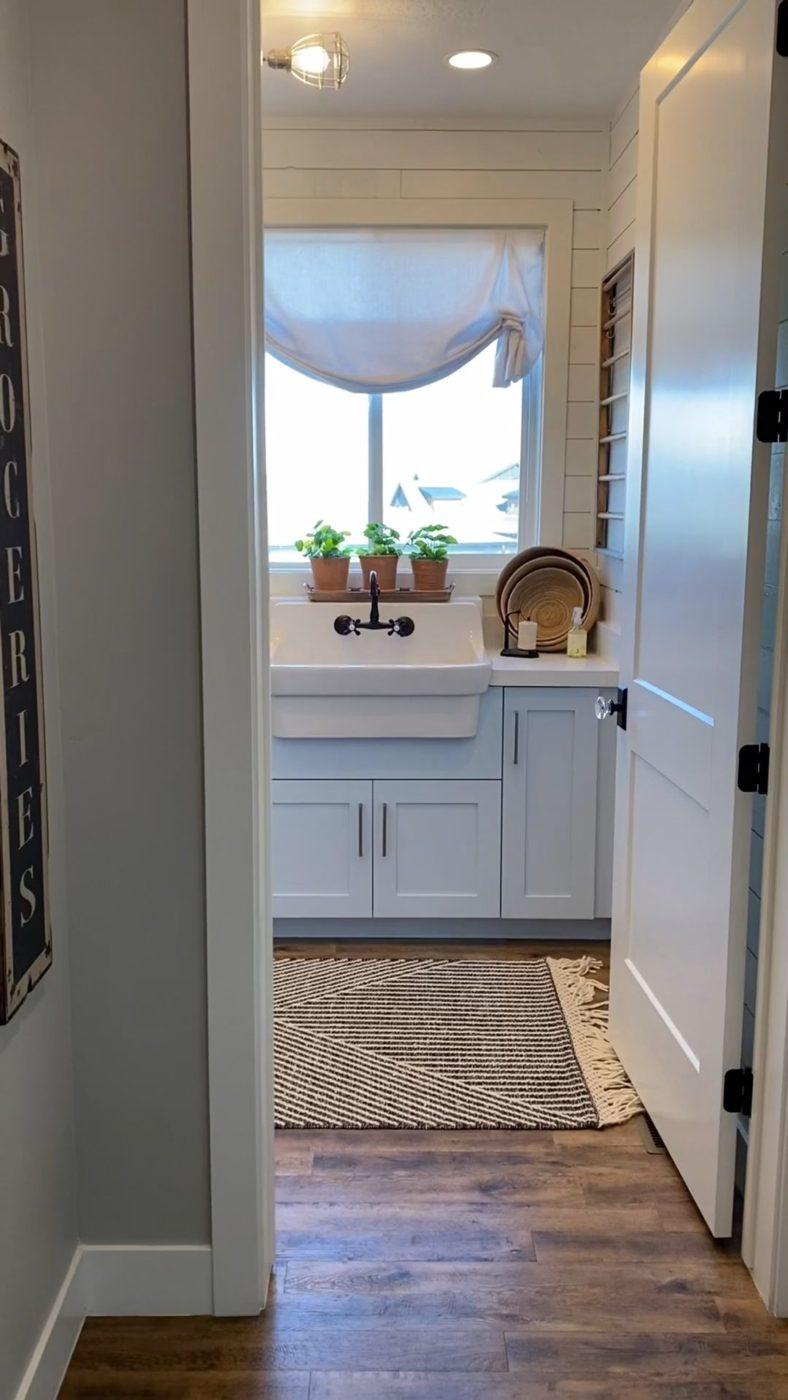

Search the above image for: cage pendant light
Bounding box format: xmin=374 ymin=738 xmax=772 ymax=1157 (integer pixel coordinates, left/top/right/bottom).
xmin=265 ymin=32 xmax=349 ymax=89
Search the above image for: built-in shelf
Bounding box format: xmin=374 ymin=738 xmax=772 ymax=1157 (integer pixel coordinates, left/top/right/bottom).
xmin=602 ymin=306 xmax=632 ymax=332
xmin=597 ymin=251 xmax=634 ymax=557
xmin=601 ymin=348 xmax=630 ymax=369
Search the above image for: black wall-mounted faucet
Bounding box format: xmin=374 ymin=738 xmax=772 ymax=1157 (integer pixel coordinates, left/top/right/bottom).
xmin=334 ymin=569 xmax=415 ymax=638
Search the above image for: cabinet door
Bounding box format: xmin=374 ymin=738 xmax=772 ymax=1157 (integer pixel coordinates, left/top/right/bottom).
xmin=271 ymin=780 xmax=372 ymax=918
xmin=373 ymin=780 xmax=501 ymax=918
xmin=502 ymin=689 xmax=598 ymax=919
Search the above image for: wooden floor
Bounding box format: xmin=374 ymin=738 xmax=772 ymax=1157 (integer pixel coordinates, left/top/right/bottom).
xmin=60 ymin=943 xmax=788 ymax=1398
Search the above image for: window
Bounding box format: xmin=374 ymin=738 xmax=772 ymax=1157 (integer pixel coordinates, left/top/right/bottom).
xmin=265 ymin=342 xmax=535 ymax=564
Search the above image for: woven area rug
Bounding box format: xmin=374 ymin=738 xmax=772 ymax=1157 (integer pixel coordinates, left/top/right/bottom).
xmin=274 ymin=955 xmax=641 ymax=1130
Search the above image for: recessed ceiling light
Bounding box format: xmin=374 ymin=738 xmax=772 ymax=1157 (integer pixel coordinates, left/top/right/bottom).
xmin=446 ymin=49 xmax=497 ymax=70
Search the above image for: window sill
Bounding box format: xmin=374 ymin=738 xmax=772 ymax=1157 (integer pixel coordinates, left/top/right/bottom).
xmin=267 ymin=563 xmax=503 ymax=597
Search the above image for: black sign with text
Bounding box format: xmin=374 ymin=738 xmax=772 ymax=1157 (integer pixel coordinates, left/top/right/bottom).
xmin=0 ymin=143 xmax=50 ymax=1022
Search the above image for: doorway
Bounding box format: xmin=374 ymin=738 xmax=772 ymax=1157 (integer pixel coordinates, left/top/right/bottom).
xmin=188 ymin=0 xmax=788 ymax=1321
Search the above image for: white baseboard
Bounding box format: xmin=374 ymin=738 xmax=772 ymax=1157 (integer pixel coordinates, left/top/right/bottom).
xmin=80 ymin=1244 xmax=213 ymax=1316
xmin=14 ymin=1248 xmax=85 ymax=1400
xmin=15 ymin=1244 xmax=213 ymax=1400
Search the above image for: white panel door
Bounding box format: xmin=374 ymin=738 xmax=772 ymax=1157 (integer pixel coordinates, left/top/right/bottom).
xmin=373 ymin=780 xmax=501 ymax=918
xmin=609 ymin=0 xmax=786 ymax=1235
xmin=502 ymin=689 xmax=599 ymax=919
xmin=271 ymin=780 xmax=372 ymax=918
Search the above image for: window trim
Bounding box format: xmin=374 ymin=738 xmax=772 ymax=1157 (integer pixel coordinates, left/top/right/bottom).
xmin=262 ymin=199 xmax=573 ymax=571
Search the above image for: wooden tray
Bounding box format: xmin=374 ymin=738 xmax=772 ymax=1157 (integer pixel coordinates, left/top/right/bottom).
xmin=305 ymin=584 xmax=455 ymax=603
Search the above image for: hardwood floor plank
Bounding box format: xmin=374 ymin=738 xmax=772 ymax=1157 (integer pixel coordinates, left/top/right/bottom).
xmin=60 ymin=1371 xmax=310 ymax=1398
xmin=283 ymin=1258 xmax=760 ymax=1331
xmin=276 ymin=1165 xmax=585 ymax=1206
xmin=504 ymin=1331 xmax=788 ymax=1385
xmin=532 ymin=1229 xmax=743 ymax=1265
xmin=276 ymin=1202 xmax=670 ymax=1263
xmin=275 ymin=1201 xmax=538 ymax=1261
xmin=308 ymin=1372 xmax=785 ymax=1399
xmin=278 ymin=1259 xmax=727 ymax=1332
xmin=67 ymin=1317 xmax=507 ymax=1376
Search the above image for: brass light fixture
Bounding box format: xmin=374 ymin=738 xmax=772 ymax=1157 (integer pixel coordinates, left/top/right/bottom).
xmin=264 ymin=32 xmax=349 ymax=89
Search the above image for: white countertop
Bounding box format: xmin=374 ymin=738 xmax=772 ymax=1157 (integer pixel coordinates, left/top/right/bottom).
xmin=488 ymin=649 xmax=620 ymax=687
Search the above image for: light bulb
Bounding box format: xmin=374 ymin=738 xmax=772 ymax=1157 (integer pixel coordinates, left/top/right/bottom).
xmin=446 ymin=50 xmax=497 ymax=70
xmin=265 ymin=32 xmax=349 ymax=90
xmin=291 ymin=44 xmax=331 ymax=78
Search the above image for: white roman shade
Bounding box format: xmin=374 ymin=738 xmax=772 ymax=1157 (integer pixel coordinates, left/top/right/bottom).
xmin=264 ymin=227 xmax=544 ymax=392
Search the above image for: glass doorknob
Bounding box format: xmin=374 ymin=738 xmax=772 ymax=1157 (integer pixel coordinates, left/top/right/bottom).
xmin=595 ymin=695 xmax=613 ymax=720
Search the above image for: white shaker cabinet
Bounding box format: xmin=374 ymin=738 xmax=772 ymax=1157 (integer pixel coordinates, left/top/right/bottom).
xmin=373 ymin=779 xmax=502 ymax=918
xmin=502 ymin=688 xmax=599 ymax=919
xmin=271 ymin=779 xmax=372 ymax=918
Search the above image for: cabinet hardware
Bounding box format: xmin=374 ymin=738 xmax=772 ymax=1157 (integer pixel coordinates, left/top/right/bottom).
xmin=513 ymin=710 xmax=520 ymax=765
xmin=382 ymin=802 xmax=388 ymax=857
xmin=595 ymin=687 xmax=628 ymax=730
xmin=358 ymin=803 xmax=363 ymax=859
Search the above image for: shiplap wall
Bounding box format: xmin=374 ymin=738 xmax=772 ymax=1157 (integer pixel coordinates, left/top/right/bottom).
xmin=262 ymin=122 xmax=606 ymax=565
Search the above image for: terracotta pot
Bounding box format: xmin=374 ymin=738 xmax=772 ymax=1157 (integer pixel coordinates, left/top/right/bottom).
xmin=359 ymin=555 xmax=398 ymax=591
xmin=410 ymin=557 xmax=448 ymax=591
xmin=310 ymin=555 xmax=350 ymax=591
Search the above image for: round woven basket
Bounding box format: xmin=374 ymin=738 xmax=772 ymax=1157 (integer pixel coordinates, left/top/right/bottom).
xmin=496 ymin=546 xmax=600 ymax=651
xmin=509 ymin=567 xmax=587 ymax=649
xmin=500 ymin=552 xmax=590 ymax=633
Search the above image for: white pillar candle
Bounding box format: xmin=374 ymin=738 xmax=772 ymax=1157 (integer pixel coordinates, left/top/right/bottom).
xmin=518 ymin=619 xmax=538 ymax=651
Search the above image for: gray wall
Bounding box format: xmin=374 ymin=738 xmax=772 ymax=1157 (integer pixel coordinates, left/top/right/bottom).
xmin=28 ymin=0 xmax=210 ymax=1243
xmin=0 ymin=1 xmax=79 ymax=1394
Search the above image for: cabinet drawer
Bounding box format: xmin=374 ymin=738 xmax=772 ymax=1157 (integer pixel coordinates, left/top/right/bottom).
xmin=271 ymin=780 xmax=372 ymax=918
xmin=373 ymin=779 xmax=501 ymax=918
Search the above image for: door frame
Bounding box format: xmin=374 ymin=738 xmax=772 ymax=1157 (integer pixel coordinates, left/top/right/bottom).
xmin=187 ymin=0 xmax=275 ymax=1314
xmin=187 ymin=0 xmax=788 ymax=1316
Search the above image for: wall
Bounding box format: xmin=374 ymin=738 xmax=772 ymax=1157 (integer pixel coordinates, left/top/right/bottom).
xmin=28 ymin=0 xmax=210 ymax=1245
xmin=606 ymin=89 xmax=638 ymax=276
xmin=0 ymin=1 xmax=79 ymax=1394
xmin=262 ymin=121 xmax=607 ymax=573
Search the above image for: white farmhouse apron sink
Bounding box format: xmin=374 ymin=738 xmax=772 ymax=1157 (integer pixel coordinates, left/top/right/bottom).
xmin=270 ymin=597 xmax=491 ymax=738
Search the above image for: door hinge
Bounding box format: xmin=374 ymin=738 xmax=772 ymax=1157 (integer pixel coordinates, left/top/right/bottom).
xmin=723 ymin=1067 xmax=754 ymax=1117
xmin=756 ymin=389 xmax=788 ymax=443
xmin=738 ymin=742 xmax=770 ymax=795
xmin=613 ymin=686 xmax=628 ymax=730
xmin=778 ymin=0 xmax=788 ymax=57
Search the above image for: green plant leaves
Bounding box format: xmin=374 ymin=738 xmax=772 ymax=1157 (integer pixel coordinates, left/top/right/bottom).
xmin=406 ymin=524 xmax=458 ymax=561
xmin=358 ymin=522 xmax=402 ymax=557
xmin=294 ymin=520 xmax=351 ymax=558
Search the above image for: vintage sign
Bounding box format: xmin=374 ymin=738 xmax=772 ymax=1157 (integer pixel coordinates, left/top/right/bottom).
xmin=0 ymin=141 xmax=50 ymax=1022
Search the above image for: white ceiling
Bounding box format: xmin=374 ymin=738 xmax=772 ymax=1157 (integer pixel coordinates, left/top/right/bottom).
xmin=260 ymin=0 xmax=684 ymax=122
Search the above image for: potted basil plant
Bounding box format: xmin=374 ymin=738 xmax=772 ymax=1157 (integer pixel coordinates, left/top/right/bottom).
xmin=407 ymin=524 xmax=457 ymax=591
xmin=295 ymin=521 xmax=352 ymax=591
xmin=357 ymin=522 xmax=401 ymax=592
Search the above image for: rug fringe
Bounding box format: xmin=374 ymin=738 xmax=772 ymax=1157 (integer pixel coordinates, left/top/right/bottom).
xmin=547 ymin=956 xmax=642 ymax=1128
